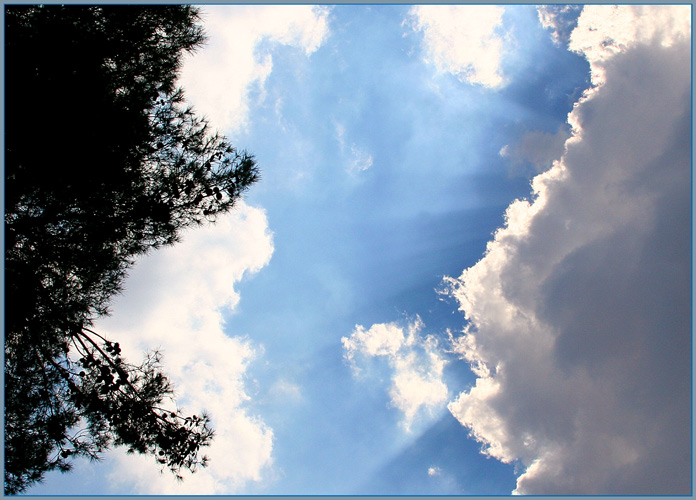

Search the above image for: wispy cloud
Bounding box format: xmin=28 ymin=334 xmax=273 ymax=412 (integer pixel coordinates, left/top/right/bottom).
xmin=348 ymin=146 xmax=373 ymax=173
xmin=335 ymin=122 xmax=373 ymax=174
xmin=536 ymin=5 xmax=583 ymax=47
xmin=179 ymin=5 xmax=331 ymax=134
xmin=342 ymin=317 xmax=449 ymax=432
xmin=96 ymin=202 xmax=276 ymax=493
xmin=499 ymin=126 xmax=571 ymax=176
xmin=406 ymin=5 xmax=508 ymax=88
xmin=443 ymin=5 xmax=691 ymax=494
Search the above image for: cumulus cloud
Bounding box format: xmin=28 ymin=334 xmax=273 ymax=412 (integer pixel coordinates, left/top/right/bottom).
xmin=178 ymin=5 xmax=331 ymax=134
xmin=407 ymin=5 xmax=508 ymax=88
xmin=342 ymin=318 xmax=449 ymax=431
xmin=568 ymin=5 xmax=691 ymax=87
xmin=443 ymin=5 xmax=691 ymax=495
xmin=95 ymin=202 xmax=276 ymax=494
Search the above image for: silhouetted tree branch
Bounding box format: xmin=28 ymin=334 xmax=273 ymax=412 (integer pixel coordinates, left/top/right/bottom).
xmin=5 ymin=5 xmax=256 ymax=494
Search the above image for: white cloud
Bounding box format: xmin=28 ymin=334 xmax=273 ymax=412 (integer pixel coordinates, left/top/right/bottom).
xmin=342 ymin=318 xmax=449 ymax=432
xmin=179 ymin=5 xmax=331 ymax=134
xmin=95 ymin=202 xmax=276 ymax=494
xmin=407 ymin=5 xmax=508 ymax=88
xmin=444 ymin=5 xmax=691 ymax=495
xmin=427 ymin=466 xmax=442 ymax=477
xmin=568 ymin=5 xmax=690 ymax=87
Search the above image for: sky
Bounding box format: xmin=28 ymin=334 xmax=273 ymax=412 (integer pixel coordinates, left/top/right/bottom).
xmin=27 ymin=4 xmax=692 ymax=496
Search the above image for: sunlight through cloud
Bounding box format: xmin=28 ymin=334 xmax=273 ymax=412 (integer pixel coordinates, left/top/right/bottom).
xmin=96 ymin=203 xmax=276 ymax=493
xmin=342 ymin=318 xmax=449 ymax=432
xmin=443 ymin=5 xmax=691 ymax=494
xmin=179 ymin=5 xmax=331 ymax=134
xmin=407 ymin=5 xmax=508 ymax=88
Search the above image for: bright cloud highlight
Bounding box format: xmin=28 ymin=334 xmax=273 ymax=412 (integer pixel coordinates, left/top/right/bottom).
xmin=568 ymin=4 xmax=691 ymax=87
xmin=444 ymin=5 xmax=691 ymax=495
xmin=427 ymin=466 xmax=442 ymax=477
xmin=179 ymin=5 xmax=330 ymax=134
xmin=342 ymin=318 xmax=449 ymax=431
xmin=95 ymin=202 xmax=275 ymax=494
xmin=407 ymin=5 xmax=508 ymax=88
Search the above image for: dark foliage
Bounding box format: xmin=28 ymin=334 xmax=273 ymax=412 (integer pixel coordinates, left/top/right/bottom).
xmin=5 ymin=5 xmax=259 ymax=494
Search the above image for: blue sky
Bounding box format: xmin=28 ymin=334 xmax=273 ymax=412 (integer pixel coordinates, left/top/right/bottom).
xmin=27 ymin=4 xmax=691 ymax=495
